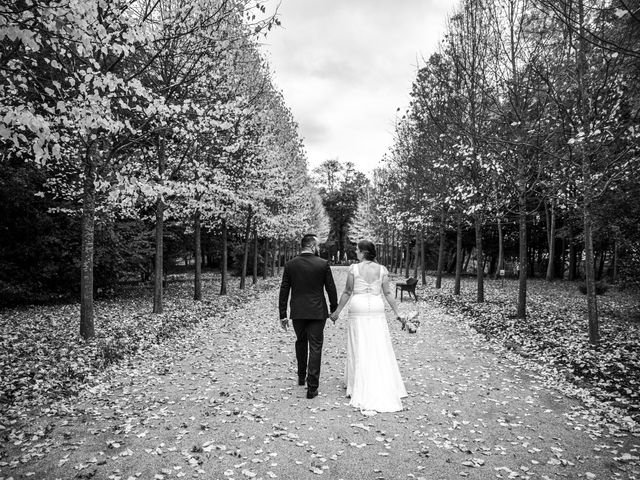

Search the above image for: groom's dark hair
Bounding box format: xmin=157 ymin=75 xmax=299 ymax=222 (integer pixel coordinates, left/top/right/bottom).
xmin=301 ymin=234 xmax=318 ymax=249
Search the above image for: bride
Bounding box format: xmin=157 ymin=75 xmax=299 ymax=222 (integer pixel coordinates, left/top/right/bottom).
xmin=330 ymin=240 xmax=407 ymax=413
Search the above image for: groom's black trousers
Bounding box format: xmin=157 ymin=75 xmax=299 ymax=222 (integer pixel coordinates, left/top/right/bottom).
xmin=292 ymin=319 xmax=326 ymax=390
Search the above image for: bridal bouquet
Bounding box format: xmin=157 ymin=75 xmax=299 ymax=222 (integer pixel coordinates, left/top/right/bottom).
xmin=399 ymin=311 xmax=420 ymax=334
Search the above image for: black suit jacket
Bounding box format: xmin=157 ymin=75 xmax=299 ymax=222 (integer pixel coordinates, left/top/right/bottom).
xmin=279 ymin=253 xmax=338 ymax=320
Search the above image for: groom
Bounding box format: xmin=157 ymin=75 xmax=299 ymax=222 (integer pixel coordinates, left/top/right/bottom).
xmin=279 ymin=234 xmax=338 ymax=399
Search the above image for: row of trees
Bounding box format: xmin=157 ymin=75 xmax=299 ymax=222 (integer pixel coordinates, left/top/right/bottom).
xmin=1 ymin=0 xmax=325 ymax=338
xmin=370 ymin=0 xmax=640 ymax=344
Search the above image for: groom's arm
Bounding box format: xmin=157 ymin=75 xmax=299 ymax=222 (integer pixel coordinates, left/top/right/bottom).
xmin=324 ymin=262 xmax=338 ymax=313
xmin=278 ymin=264 xmax=291 ymax=319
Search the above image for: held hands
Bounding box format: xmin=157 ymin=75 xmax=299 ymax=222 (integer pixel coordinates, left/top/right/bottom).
xmin=329 ymin=311 xmax=339 ymax=324
xmin=280 ymin=317 xmax=289 ymax=331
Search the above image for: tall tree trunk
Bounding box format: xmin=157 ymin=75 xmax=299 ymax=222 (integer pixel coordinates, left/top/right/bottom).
xmin=475 ymin=214 xmax=484 ymax=303
xmin=463 ymin=248 xmax=470 ymax=272
xmin=576 ymin=0 xmax=598 ymax=343
xmin=252 ymin=228 xmax=258 ymax=285
xmin=382 ymin=231 xmax=388 ymax=267
xmin=396 ymin=231 xmax=401 ymax=273
xmin=612 ymin=239 xmax=618 ymax=284
xmin=391 ymin=230 xmax=396 ymax=273
xmin=446 ymin=249 xmax=454 ymax=273
xmin=263 ymin=238 xmax=268 ymax=280
xmin=454 ymin=214 xmax=463 ymax=295
xmin=569 ymin=231 xmax=577 ymax=281
xmin=575 ymin=246 xmax=583 ymax=274
xmin=404 ymin=236 xmax=411 ymax=278
xmin=554 ymin=236 xmax=563 ymax=278
xmin=489 ymin=255 xmax=497 ymax=278
xmin=561 ymin=235 xmax=567 ymax=279
xmin=597 ymin=248 xmax=606 ymax=280
xmin=153 ymin=135 xmax=165 ymax=314
xmin=583 ymin=201 xmax=598 ymax=343
xmin=497 ymin=216 xmax=504 ymax=279
xmin=528 ymin=244 xmax=535 ymax=279
xmin=271 ymin=238 xmax=277 ymax=276
xmin=517 ymin=185 xmax=527 ymax=318
xmin=436 ymin=209 xmax=446 ymax=289
xmin=194 ymin=211 xmax=202 ymax=301
xmin=413 ymin=229 xmax=420 ymax=279
xmin=537 ymin=245 xmax=544 ymax=277
xmin=391 ymin=232 xmax=400 ymax=273
xmin=545 ymin=200 xmax=556 ymax=281
xmin=240 ymin=212 xmax=252 ymax=289
xmin=80 ymin=142 xmax=96 ymax=339
xmin=276 ymin=238 xmax=281 ymax=275
xmin=386 ymin=231 xmax=391 ymax=268
xmin=420 ymin=228 xmax=426 ymax=285
xmin=220 ymin=219 xmax=228 ymax=295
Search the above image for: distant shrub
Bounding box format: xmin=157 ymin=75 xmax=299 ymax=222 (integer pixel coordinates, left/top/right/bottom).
xmin=96 ymin=337 xmax=131 ymax=366
xmin=578 ymin=281 xmax=608 ymax=295
xmin=618 ymin=242 xmax=640 ymax=291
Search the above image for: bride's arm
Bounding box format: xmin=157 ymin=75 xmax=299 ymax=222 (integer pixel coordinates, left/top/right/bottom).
xmin=330 ymin=271 xmax=354 ymax=320
xmin=381 ymin=272 xmax=402 ymax=321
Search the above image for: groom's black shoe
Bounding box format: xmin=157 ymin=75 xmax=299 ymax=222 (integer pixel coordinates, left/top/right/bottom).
xmin=298 ymin=376 xmax=306 ymax=386
xmin=306 ymin=389 xmax=318 ymax=399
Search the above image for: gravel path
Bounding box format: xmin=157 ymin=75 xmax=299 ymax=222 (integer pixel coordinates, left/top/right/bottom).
xmin=1 ymin=266 xmax=638 ymax=480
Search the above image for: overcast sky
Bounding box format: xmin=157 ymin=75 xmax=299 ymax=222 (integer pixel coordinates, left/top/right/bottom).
xmin=260 ymin=0 xmax=459 ymax=176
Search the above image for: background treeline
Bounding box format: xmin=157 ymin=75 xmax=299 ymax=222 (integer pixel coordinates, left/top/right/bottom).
xmin=367 ymin=0 xmax=639 ymax=344
xmin=0 ymin=0 xmax=328 ymax=336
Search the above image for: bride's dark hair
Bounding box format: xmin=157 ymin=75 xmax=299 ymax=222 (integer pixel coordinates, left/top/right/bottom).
xmin=357 ymin=240 xmax=376 ymax=261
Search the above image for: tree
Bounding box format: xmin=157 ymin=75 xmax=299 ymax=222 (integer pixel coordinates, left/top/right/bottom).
xmin=0 ymin=0 xmax=293 ymax=336
xmin=407 ymin=52 xmax=459 ymax=289
xmin=533 ymin=0 xmax=640 ymax=59
xmin=313 ymin=160 xmax=367 ymax=260
xmin=445 ymin=0 xmax=498 ymax=302
xmin=1 ymin=0 xmax=170 ymax=338
xmin=533 ymin=0 xmax=639 ymax=342
xmin=485 ymin=0 xmax=551 ymax=317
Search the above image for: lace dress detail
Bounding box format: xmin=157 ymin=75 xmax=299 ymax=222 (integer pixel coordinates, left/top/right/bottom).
xmin=345 ymin=263 xmax=407 ymax=412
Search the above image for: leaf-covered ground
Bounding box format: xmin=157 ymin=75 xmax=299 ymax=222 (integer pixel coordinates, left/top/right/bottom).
xmin=418 ymin=275 xmax=640 ymax=426
xmin=0 ymin=275 xmax=258 ymax=414
xmin=1 ymin=268 xmax=639 ymax=479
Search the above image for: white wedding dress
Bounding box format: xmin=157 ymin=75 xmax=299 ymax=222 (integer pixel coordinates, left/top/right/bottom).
xmin=345 ymin=263 xmax=407 ymax=412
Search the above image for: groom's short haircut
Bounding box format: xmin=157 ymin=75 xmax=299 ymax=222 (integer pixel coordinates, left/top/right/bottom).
xmin=301 ymin=233 xmax=318 ymax=249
